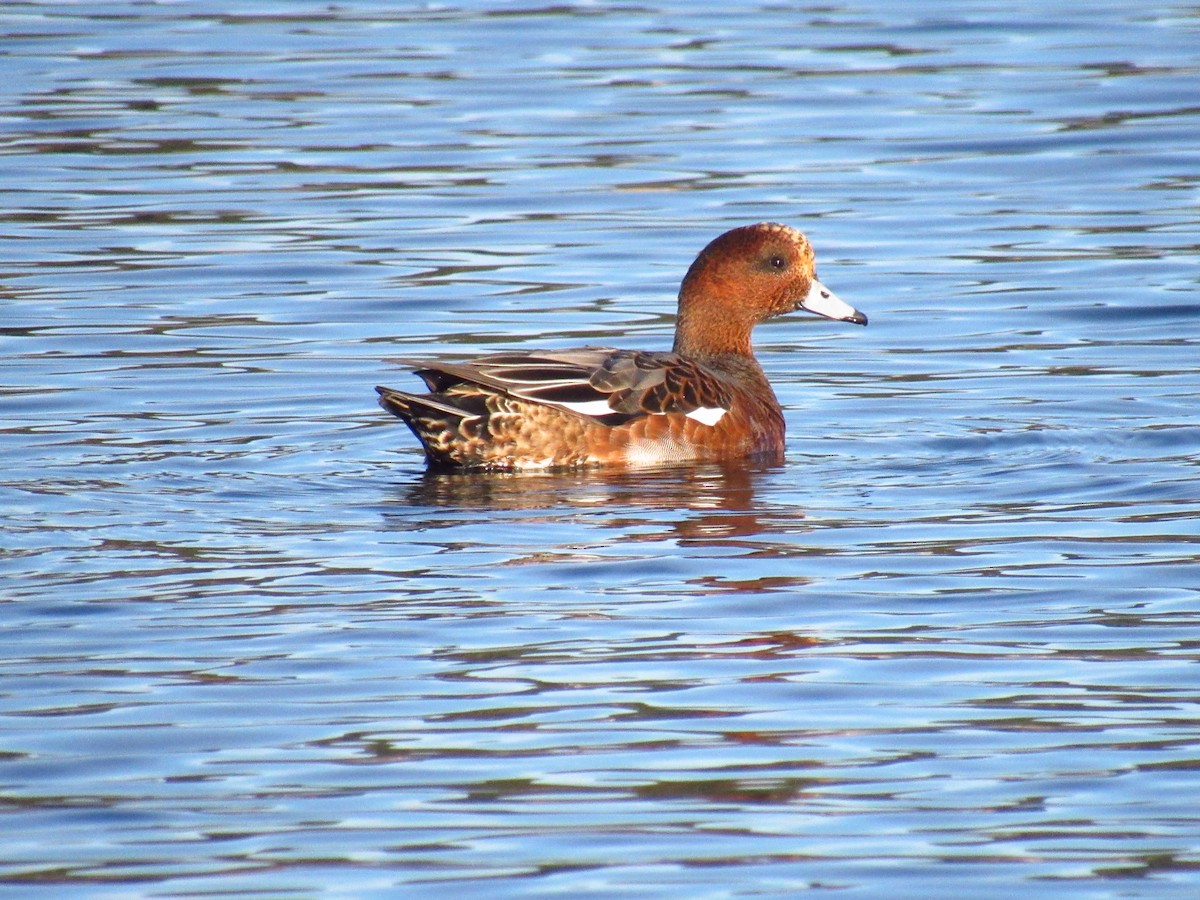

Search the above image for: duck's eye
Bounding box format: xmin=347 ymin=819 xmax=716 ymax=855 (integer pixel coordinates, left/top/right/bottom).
xmin=768 ymin=255 xmax=786 ymax=269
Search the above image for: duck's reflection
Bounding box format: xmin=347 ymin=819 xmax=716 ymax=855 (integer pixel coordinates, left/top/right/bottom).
xmin=386 ymin=460 xmax=805 ymax=545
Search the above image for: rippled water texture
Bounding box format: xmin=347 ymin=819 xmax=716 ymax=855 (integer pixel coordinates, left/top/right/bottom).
xmin=3 ymin=2 xmax=1199 ymax=896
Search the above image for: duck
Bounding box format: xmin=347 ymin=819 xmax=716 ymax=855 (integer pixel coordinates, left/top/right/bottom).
xmin=376 ymin=222 xmax=866 ymax=470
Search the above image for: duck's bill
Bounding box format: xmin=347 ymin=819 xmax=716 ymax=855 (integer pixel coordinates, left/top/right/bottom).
xmin=799 ymin=279 xmax=868 ymax=326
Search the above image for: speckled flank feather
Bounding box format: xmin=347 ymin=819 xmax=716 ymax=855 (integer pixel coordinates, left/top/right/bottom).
xmin=376 ymin=222 xmax=866 ymax=470
xmin=379 ymin=383 xmax=599 ymax=469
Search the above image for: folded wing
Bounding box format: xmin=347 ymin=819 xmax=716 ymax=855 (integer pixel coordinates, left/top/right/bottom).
xmin=402 ymin=349 xmax=733 ymax=426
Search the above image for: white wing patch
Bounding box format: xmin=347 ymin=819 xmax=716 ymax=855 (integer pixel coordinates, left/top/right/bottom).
xmin=555 ymin=399 xmax=726 ymax=425
xmin=685 ymin=406 xmax=727 ymax=426
xmin=554 ymin=399 xmax=616 ymax=417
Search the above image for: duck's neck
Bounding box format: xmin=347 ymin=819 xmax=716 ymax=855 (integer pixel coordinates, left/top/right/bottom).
xmin=672 ymin=302 xmax=755 ymax=361
xmin=706 ymin=349 xmax=774 ymax=390
xmin=674 ymin=331 xmax=775 ymax=398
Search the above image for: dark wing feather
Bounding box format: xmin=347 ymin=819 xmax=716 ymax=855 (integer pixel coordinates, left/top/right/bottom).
xmin=390 ymin=349 xmax=733 ymax=426
xmin=591 ymin=351 xmax=733 ymax=421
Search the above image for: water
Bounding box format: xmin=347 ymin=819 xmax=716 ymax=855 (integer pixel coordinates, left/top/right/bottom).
xmin=3 ymin=1 xmax=1199 ymax=896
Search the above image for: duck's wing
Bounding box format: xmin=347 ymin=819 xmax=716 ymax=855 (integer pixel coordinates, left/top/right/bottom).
xmin=392 ymin=349 xmax=734 ymax=426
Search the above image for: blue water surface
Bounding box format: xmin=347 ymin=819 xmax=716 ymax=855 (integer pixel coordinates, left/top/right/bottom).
xmin=2 ymin=2 xmax=1199 ymax=897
